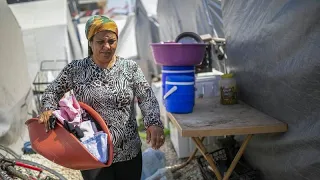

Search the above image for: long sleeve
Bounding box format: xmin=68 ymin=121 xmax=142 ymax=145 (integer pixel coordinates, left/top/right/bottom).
xmin=40 ymin=63 xmax=74 ymax=112
xmin=132 ymin=62 xmax=163 ymax=129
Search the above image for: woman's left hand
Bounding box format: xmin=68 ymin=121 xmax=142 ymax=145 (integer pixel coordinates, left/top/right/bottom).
xmin=146 ymin=126 xmax=165 ymax=150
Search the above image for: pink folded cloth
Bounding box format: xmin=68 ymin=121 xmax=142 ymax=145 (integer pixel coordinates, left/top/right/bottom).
xmin=52 ymin=94 xmax=83 ymax=126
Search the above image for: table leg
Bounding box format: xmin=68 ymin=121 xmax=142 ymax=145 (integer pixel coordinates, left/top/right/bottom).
xmin=222 ymin=134 xmax=253 ymax=180
xmin=192 ymin=137 xmax=223 ymax=180
xmin=171 ymin=137 xmax=205 ymax=172
xmin=173 ymin=135 xmax=253 ymax=180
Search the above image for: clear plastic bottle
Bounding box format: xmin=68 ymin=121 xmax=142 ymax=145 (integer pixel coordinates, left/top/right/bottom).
xmin=219 ymin=73 xmax=238 ymax=105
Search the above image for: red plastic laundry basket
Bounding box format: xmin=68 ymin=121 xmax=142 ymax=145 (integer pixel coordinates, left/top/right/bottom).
xmin=25 ymin=102 xmax=113 ymax=170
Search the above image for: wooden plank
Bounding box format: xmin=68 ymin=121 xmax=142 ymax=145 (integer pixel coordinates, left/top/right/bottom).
xmin=167 ymin=97 xmax=288 ymax=137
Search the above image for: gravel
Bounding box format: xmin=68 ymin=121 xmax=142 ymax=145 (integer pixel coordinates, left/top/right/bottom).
xmin=156 ymin=137 xmax=204 ymax=180
xmin=20 ymin=154 xmax=83 ymax=180
xmin=21 ymin=136 xmax=204 ymax=180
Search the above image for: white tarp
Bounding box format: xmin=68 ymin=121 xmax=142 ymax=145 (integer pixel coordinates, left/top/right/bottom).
xmin=9 ymin=0 xmax=71 ymax=81
xmin=140 ymin=0 xmax=157 ymax=16
xmin=116 ymin=15 xmax=138 ymax=59
xmin=0 ymin=0 xmax=33 ymax=153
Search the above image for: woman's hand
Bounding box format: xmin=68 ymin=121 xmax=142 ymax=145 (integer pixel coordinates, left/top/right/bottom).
xmin=146 ymin=126 xmax=165 ymax=150
xmin=38 ymin=110 xmax=54 ymax=132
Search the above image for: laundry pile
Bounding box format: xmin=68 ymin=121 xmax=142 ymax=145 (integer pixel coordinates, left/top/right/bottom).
xmin=52 ymin=94 xmax=108 ymax=163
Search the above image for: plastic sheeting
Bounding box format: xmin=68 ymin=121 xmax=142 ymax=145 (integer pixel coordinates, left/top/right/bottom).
xmin=0 ymin=0 xmax=33 ymax=154
xmin=157 ymin=0 xmax=225 ymax=73
xmin=135 ymin=0 xmax=161 ymax=76
xmin=9 ymin=0 xmax=72 ymax=81
xmin=116 ymin=15 xmax=138 ymax=59
xmin=221 ymin=0 xmax=320 ymax=179
xmin=157 ymin=0 xmax=224 ymax=40
xmin=67 ymin=5 xmax=83 ymax=61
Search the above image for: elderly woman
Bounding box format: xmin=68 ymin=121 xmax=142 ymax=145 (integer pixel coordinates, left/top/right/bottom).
xmin=38 ymin=15 xmax=164 ymax=180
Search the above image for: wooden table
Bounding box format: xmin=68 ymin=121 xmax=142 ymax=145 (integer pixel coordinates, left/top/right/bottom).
xmin=167 ymin=97 xmax=288 ymax=180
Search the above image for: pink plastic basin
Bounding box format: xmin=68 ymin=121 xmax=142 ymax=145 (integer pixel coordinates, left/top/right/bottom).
xmin=150 ymin=43 xmax=207 ymax=66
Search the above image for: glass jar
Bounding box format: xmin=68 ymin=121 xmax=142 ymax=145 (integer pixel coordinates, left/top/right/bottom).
xmin=219 ymin=73 xmax=238 ymax=105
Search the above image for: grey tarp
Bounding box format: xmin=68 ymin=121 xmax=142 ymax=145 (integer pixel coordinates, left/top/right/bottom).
xmin=156 ymin=0 xmax=320 ymax=179
xmin=157 ymin=0 xmax=225 ymax=73
xmin=221 ymin=1 xmax=320 ymax=179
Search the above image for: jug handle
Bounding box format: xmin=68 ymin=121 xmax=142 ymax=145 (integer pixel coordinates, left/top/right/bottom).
xmin=163 ymin=86 xmax=178 ymax=100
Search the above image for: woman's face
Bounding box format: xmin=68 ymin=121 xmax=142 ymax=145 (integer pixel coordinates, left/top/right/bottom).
xmin=90 ymin=30 xmax=117 ymax=63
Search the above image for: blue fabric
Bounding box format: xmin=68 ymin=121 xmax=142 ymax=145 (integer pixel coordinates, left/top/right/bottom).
xmin=82 ymin=132 xmax=108 ymax=163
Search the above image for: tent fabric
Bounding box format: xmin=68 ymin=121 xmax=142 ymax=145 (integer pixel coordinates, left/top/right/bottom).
xmin=156 ymin=0 xmax=320 ymax=179
xmin=8 ymin=0 xmax=67 ymax=31
xmin=135 ymin=0 xmax=161 ymax=76
xmin=221 ymin=1 xmax=320 ymax=179
xmin=0 ymin=0 xmax=33 ymax=154
xmin=157 ymin=0 xmax=225 ymax=73
xmin=9 ymin=0 xmax=71 ymax=81
xmin=140 ymin=0 xmax=158 ymax=16
xmin=116 ymin=15 xmax=138 ymax=59
xmin=157 ymin=0 xmax=224 ymax=41
xmin=67 ymin=6 xmax=83 ymax=61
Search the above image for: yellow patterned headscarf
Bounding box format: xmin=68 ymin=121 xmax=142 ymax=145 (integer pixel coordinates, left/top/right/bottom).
xmin=85 ymin=15 xmax=118 ymax=40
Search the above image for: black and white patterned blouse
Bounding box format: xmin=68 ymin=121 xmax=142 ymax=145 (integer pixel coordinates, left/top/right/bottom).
xmin=41 ymin=56 xmax=163 ymax=163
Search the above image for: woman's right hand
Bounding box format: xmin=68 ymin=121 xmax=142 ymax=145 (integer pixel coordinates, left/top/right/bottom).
xmin=38 ymin=110 xmax=54 ymax=132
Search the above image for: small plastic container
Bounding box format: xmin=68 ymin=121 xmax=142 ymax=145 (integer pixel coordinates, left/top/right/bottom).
xmin=219 ymin=73 xmax=238 ymax=105
xmin=164 ymin=75 xmax=195 ymax=113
